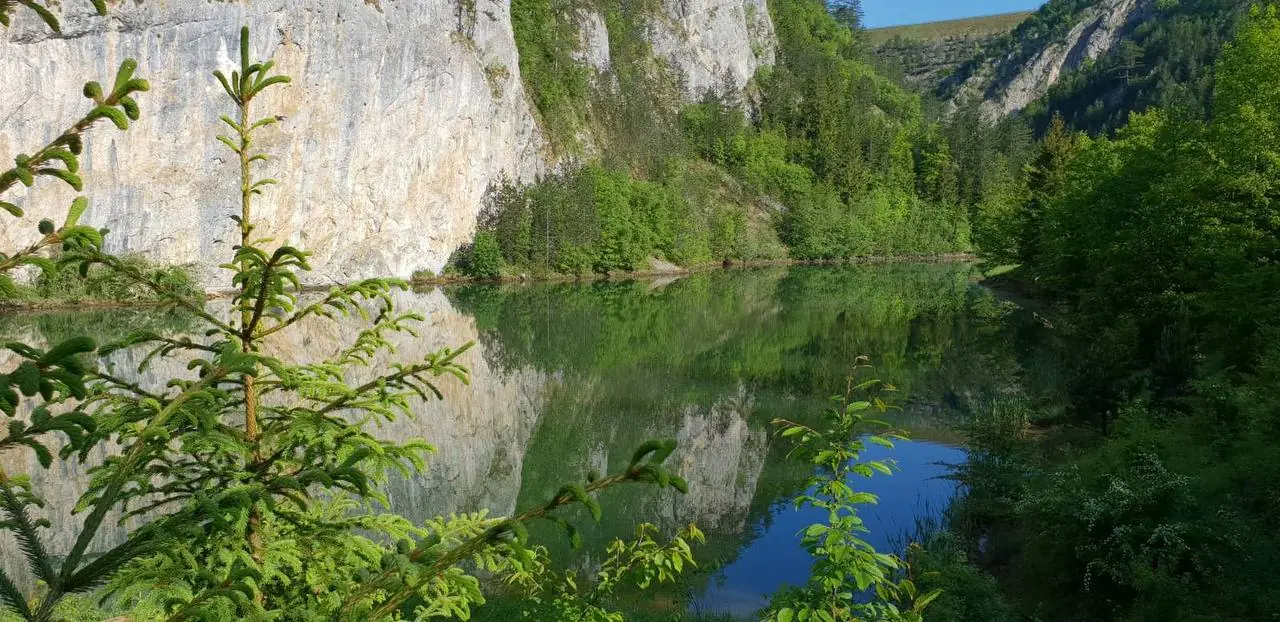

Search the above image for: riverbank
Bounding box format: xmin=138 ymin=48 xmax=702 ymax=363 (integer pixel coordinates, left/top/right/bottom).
xmin=0 ymin=254 xmax=979 ymax=314
xmin=411 ymin=253 xmax=979 ymax=286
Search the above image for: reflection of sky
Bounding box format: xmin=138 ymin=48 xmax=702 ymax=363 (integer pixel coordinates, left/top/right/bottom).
xmin=690 ymin=440 xmax=967 ymax=617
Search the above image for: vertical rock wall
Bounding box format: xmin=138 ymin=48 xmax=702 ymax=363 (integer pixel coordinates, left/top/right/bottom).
xmin=0 ymin=0 xmax=777 ymax=285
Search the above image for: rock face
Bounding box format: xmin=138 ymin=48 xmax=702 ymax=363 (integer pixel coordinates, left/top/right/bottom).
xmin=945 ymin=0 xmax=1150 ymax=121
xmin=0 ymin=0 xmax=777 ymax=286
xmin=649 ymin=0 xmax=776 ymax=98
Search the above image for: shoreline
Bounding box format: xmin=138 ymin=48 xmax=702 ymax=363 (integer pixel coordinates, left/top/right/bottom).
xmin=408 ymin=253 xmax=979 ymax=286
xmin=0 ymin=253 xmax=979 ymax=314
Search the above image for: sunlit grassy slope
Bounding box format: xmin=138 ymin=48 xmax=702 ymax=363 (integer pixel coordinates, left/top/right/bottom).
xmin=866 ymin=11 xmax=1033 ymax=46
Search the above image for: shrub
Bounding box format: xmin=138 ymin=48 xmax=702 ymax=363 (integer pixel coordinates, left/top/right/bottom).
xmin=32 ymin=255 xmax=200 ymax=303
xmin=469 ymin=231 xmax=504 ymax=278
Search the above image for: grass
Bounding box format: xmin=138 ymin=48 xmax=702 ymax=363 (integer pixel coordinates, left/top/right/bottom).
xmin=982 ymin=263 xmax=1022 ymax=278
xmin=0 ymin=255 xmax=202 ymax=308
xmin=866 ymin=11 xmax=1033 ymax=46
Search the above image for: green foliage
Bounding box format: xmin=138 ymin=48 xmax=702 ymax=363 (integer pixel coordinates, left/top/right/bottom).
xmin=484 ymin=162 xmax=780 ymax=275
xmin=1023 ymin=0 xmax=1251 ymax=135
xmin=470 ymin=231 xmax=505 ymax=278
xmin=674 ymin=0 xmax=975 ymax=260
xmin=903 ymin=534 xmax=1017 ymax=622
xmin=507 ymin=0 xmax=978 ymax=265
xmin=1 ymin=255 xmax=199 ymax=305
xmin=500 ymin=523 xmax=706 ymax=621
xmin=510 ymin=0 xmax=592 ymax=151
xmin=449 ymin=231 xmax=505 ymax=279
xmin=511 ymin=0 xmax=678 ymax=161
xmin=944 ymin=7 xmax=1280 ymax=621
xmin=942 ymin=0 xmax=1253 ymax=136
xmin=1 ymin=17 xmax=696 ymax=622
xmin=767 ymin=367 xmax=939 ymax=622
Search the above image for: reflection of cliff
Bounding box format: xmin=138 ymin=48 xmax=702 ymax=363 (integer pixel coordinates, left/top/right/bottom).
xmin=0 ymin=288 xmax=553 ymax=590
xmin=2 ymin=264 xmax=1017 ymax=601
xmin=663 ymin=389 xmax=770 ymax=532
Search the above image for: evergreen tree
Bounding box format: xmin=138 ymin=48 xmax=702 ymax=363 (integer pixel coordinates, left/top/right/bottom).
xmin=1 ymin=11 xmax=697 ymax=621
xmin=1019 ymin=114 xmax=1078 ymax=266
xmin=829 ymin=0 xmax=865 ymax=31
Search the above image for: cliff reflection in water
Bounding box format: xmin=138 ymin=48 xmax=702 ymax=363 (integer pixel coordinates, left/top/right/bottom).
xmin=1 ymin=264 xmax=1026 ymax=612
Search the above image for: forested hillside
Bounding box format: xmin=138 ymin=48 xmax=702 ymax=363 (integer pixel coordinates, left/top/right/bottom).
xmin=1018 ymin=0 xmax=1252 ymax=134
xmin=936 ymin=0 xmax=1254 ymax=134
xmin=928 ymin=4 xmax=1280 ymax=621
xmin=869 ymin=12 xmax=1031 ymax=89
xmin=453 ymin=0 xmax=975 ymax=279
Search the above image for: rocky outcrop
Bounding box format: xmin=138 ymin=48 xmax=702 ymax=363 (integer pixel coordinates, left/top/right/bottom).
xmin=875 ymin=34 xmax=1007 ymax=90
xmin=0 ymin=0 xmax=777 ymax=287
xmin=0 ymin=0 xmax=545 ymax=286
xmin=945 ymin=0 xmax=1150 ymax=121
xmin=649 ymin=0 xmax=776 ymax=98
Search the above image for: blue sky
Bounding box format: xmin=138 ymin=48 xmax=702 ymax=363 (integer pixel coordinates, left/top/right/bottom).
xmin=862 ymin=0 xmax=1046 ymax=28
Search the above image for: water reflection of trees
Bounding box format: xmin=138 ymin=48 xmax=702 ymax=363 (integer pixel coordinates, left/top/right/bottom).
xmin=445 ymin=264 xmax=1035 ymax=610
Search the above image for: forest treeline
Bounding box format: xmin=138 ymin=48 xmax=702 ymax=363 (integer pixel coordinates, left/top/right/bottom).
xmin=451 ymin=0 xmax=978 ymax=278
xmin=930 ymin=4 xmax=1280 ymax=621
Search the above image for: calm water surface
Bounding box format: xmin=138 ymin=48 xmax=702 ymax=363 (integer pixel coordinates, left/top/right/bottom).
xmin=0 ymin=264 xmax=1032 ymax=618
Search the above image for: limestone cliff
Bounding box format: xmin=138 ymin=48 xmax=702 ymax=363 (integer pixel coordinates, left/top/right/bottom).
xmin=942 ymin=0 xmax=1151 ymax=121
xmin=0 ymin=0 xmax=776 ymax=286
xmin=648 ymin=0 xmax=776 ymax=99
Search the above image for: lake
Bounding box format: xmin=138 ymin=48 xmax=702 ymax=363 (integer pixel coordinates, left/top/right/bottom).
xmin=0 ymin=264 xmax=1031 ymax=619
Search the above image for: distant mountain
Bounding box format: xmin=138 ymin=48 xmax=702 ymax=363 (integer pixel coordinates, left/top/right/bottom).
xmin=868 ymin=12 xmax=1032 ymax=89
xmin=934 ymin=0 xmax=1252 ymax=134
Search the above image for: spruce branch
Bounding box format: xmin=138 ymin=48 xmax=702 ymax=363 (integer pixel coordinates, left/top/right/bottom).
xmin=0 ymin=564 xmax=31 ymax=620
xmin=0 ymin=60 xmax=147 ymax=199
xmin=340 ymin=439 xmax=688 ymax=619
xmin=60 ymin=371 xmax=229 ymax=580
xmin=252 ymin=278 xmax=411 ymax=342
xmin=76 ymin=250 xmax=229 ymax=334
xmin=0 ymin=471 xmax=57 ymax=591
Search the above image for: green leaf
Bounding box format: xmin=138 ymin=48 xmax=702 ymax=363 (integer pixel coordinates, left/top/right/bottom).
xmin=30 ymin=442 xmax=52 ymax=468
xmin=65 ymin=196 xmax=88 ymax=228
xmin=629 ymin=440 xmax=663 ymax=467
xmin=18 ymin=0 xmax=60 ymax=32
xmin=213 ymin=70 xmax=238 ymax=101
xmin=89 ymin=105 xmax=129 ymax=130
xmin=38 ymin=167 xmax=83 ymax=191
xmin=11 ymin=363 xmax=39 ymax=396
xmin=43 ymin=148 xmax=79 ymax=173
xmin=112 ymin=59 xmax=138 ymax=95
xmin=119 ymin=96 xmax=141 ymax=121
xmin=777 ymin=608 xmax=794 ymax=622
xmin=38 ymin=336 xmax=96 ymax=366
xmin=867 ymin=460 xmax=894 ymax=476
xmin=83 ymin=81 xmax=104 ymax=102
xmin=916 ymin=588 xmax=942 ymax=610
xmin=0 ymin=202 xmax=23 ymax=218
xmin=669 ymin=475 xmax=689 ymax=494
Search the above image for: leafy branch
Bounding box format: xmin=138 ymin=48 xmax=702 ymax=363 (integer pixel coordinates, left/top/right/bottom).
xmin=767 ymin=361 xmax=939 ymax=622
xmin=340 ymin=438 xmax=689 ymax=619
